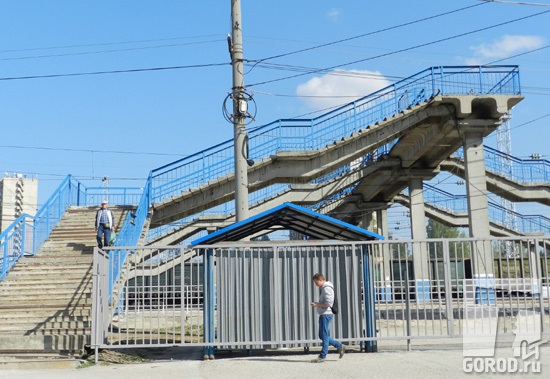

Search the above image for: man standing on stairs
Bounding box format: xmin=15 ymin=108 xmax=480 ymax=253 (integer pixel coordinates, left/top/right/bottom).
xmin=95 ymin=200 xmax=114 ymax=249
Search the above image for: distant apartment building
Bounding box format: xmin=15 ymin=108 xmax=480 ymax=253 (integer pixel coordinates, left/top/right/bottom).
xmin=0 ymin=173 xmax=38 ymax=233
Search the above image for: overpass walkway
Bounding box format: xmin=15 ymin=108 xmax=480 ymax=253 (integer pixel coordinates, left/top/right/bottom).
xmin=145 ymin=66 xmax=526 ymax=243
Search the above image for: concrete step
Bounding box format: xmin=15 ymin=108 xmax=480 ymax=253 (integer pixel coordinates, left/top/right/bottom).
xmin=6 ymin=268 xmax=91 ymax=275
xmin=0 ymin=334 xmax=90 ymax=351
xmin=0 ymin=314 xmax=89 ymax=323
xmin=0 ymin=280 xmax=91 ymax=289
xmin=0 ymin=297 xmax=93 ymax=308
xmin=0 ymin=286 xmax=92 ymax=296
xmin=0 ymin=321 xmax=91 ymax=332
xmin=9 ymin=263 xmax=92 ymax=271
xmin=0 ymin=290 xmax=92 ymax=299
xmin=16 ymin=328 xmax=91 ymax=336
xmin=15 ymin=258 xmax=94 ymax=265
xmin=0 ymin=309 xmax=91 ymax=319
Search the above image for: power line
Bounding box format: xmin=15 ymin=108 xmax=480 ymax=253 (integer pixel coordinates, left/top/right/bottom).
xmin=479 ymin=0 xmax=550 ymax=6
xmin=509 ymin=113 xmax=550 ymax=130
xmin=0 ymin=144 xmax=188 ymax=157
xmin=0 ymin=62 xmax=230 ymax=82
xmin=247 ymin=9 xmax=550 ymax=88
xmin=0 ymin=4 xmax=488 ymax=83
xmin=0 ymin=34 xmax=223 ymax=54
xmin=246 ymin=2 xmax=488 ymax=67
xmin=0 ymin=39 xmax=225 ymax=62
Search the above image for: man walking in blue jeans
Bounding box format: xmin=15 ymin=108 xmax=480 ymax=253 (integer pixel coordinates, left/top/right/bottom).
xmin=310 ymin=273 xmax=346 ymax=363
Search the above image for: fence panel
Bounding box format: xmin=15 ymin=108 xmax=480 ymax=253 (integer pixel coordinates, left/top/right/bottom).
xmin=92 ymin=237 xmax=549 ymax=357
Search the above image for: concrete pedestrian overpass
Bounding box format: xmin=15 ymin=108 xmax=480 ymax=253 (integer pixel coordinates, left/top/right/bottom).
xmin=147 ymin=68 xmax=531 ymax=248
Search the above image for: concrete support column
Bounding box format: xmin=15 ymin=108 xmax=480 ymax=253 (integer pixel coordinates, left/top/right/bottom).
xmin=409 ymin=177 xmax=430 ymax=300
xmin=360 ymin=209 xmax=392 ymax=300
xmin=462 ymin=132 xmax=494 ymax=277
xmin=377 ymin=209 xmax=393 ymax=300
xmin=376 ymin=209 xmax=392 ymax=290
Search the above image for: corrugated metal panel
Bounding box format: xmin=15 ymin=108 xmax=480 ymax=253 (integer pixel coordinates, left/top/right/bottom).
xmin=214 ymin=243 xmax=365 ymax=348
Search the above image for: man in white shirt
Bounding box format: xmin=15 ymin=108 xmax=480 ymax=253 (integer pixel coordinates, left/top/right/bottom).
xmin=310 ymin=272 xmax=346 ymax=363
xmin=95 ymin=200 xmax=114 ymax=249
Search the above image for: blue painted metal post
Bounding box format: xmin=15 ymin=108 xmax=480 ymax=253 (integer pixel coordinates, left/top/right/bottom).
xmin=21 ymin=222 xmax=26 ymax=256
xmin=202 ymin=248 xmax=216 ymax=359
xmin=2 ymin=243 xmax=7 ymax=279
xmin=431 ymin=67 xmax=436 ymax=95
xmin=353 ymin=101 xmax=357 ymax=133
xmin=478 ymin=66 xmax=483 ymax=94
xmin=77 ymin=182 xmax=81 ymax=206
xmin=362 ymin=246 xmax=377 ymax=352
xmin=208 ymin=248 xmax=215 ymax=358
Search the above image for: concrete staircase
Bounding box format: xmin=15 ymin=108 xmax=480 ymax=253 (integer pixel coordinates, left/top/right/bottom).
xmin=0 ymin=206 xmax=131 ymax=364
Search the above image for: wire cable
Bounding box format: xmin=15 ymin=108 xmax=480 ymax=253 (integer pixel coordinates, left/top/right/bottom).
xmin=247 ymin=9 xmax=550 ymax=88
xmin=246 ymin=2 xmax=488 ymax=69
xmin=0 ymin=62 xmax=230 ymax=82
xmin=479 ymin=0 xmax=550 ymax=6
xmin=0 ymin=144 xmax=188 ymax=157
xmin=0 ymin=38 xmax=225 ymax=62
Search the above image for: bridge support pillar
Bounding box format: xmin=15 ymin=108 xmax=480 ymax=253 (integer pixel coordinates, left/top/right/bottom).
xmin=361 ymin=209 xmax=392 ymax=300
xmin=409 ymin=177 xmax=430 ymax=301
xmin=462 ymin=131 xmax=494 ymax=276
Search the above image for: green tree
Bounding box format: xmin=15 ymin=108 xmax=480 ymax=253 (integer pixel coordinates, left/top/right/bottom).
xmin=426 ymin=219 xmax=469 ymax=258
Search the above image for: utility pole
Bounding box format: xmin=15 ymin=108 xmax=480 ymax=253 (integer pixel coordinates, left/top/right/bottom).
xmin=229 ymin=0 xmax=249 ymax=221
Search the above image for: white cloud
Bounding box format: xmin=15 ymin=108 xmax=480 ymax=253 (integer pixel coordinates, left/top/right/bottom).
xmin=296 ymin=70 xmax=391 ymax=110
xmin=466 ymin=35 xmax=545 ymax=65
xmin=326 ymin=8 xmax=342 ymax=23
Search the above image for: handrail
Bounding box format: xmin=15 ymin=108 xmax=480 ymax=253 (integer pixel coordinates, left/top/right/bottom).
xmin=149 ymin=66 xmax=520 ymax=207
xmin=422 ymin=184 xmax=550 ymax=235
xmin=108 ymin=173 xmax=152 ymax=299
xmin=0 ymin=174 xmax=81 ymax=281
xmin=0 ymin=214 xmax=33 ymax=281
xmin=453 ymin=146 xmax=550 ymax=184
xmin=0 ymin=174 xmax=144 ymax=282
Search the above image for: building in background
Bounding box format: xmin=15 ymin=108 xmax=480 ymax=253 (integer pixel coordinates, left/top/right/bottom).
xmin=0 ymin=173 xmax=38 ymax=233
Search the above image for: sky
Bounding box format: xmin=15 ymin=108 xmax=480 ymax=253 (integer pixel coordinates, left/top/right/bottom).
xmin=0 ymin=0 xmax=549 ymax=238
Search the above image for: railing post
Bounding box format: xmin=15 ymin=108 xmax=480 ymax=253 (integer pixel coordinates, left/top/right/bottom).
xmin=353 ymin=101 xmax=357 ymax=133
xmin=442 ymin=240 xmax=454 ymax=337
xmin=479 ymin=66 xmax=483 ymax=94
xmin=431 ymin=67 xmax=436 ymax=95
xmin=21 ymin=221 xmax=26 ymax=256
xmin=147 ymin=174 xmax=153 ymax=209
xmin=2 ymin=243 xmax=7 ymax=279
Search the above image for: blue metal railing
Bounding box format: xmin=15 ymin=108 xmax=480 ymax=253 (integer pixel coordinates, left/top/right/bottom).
xmin=144 ymin=66 xmax=520 ymax=240
xmin=454 ymin=146 xmax=550 ymax=184
xmin=423 ymin=184 xmax=550 ymax=235
xmin=108 ymin=173 xmax=152 ymax=297
xmin=0 ymin=214 xmax=33 ymax=281
xmin=0 ymin=175 xmax=143 ymax=281
xmin=150 ymin=66 xmax=520 ymax=206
